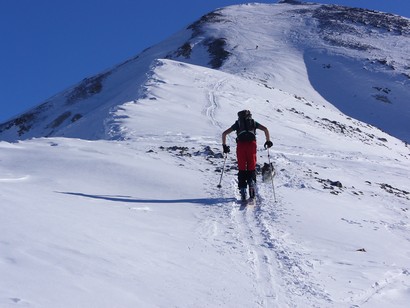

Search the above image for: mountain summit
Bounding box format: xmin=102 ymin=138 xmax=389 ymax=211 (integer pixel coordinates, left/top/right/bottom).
xmin=0 ymin=1 xmax=409 ymax=142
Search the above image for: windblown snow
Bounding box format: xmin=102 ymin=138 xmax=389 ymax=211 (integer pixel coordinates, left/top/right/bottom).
xmin=1 ymin=2 xmax=409 ymax=307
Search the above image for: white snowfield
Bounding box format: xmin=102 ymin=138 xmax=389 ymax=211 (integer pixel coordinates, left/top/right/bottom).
xmin=1 ymin=2 xmax=409 ymax=308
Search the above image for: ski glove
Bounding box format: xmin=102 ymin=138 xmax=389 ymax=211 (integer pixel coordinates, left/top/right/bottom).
xmin=223 ymin=144 xmax=230 ymax=154
xmin=264 ymin=140 xmax=273 ymax=149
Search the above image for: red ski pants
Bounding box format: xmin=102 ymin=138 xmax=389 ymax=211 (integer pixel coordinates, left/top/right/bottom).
xmin=236 ymin=140 xmax=257 ymax=171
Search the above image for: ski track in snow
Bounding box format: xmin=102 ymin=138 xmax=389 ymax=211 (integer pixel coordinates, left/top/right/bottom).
xmin=202 ymin=143 xmax=334 ymax=306
xmin=228 ymin=180 xmax=279 ymax=307
xmin=205 ymin=78 xmax=228 ymax=129
xmin=204 ymin=171 xmax=333 ymax=307
xmin=203 ymin=78 xmax=286 ymax=306
xmin=202 ymin=75 xmax=333 ymax=307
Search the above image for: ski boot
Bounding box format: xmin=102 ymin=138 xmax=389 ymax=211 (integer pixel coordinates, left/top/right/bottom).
xmin=249 ymin=182 xmax=255 ymax=200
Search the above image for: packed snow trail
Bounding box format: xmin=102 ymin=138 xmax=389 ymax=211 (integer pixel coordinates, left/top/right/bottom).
xmin=198 ymin=65 xmax=333 ymax=306
xmin=209 ymin=152 xmax=334 ymax=307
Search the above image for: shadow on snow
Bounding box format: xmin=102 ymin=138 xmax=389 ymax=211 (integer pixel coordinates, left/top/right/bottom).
xmin=56 ymin=191 xmax=235 ymax=206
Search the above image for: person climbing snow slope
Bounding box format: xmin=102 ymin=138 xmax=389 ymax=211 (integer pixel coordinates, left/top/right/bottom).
xmin=222 ymin=110 xmax=273 ymax=201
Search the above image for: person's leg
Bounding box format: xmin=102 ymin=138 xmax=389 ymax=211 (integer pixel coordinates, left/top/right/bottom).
xmin=238 ymin=170 xmax=247 ymax=189
xmin=246 ymin=140 xmax=257 ymax=171
xmin=246 ymin=141 xmax=257 ymax=198
xmin=237 ymin=142 xmax=248 ymax=200
xmin=247 ymin=170 xmax=256 ymax=198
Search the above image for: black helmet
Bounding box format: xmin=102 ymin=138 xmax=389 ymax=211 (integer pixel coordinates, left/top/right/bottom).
xmin=237 ymin=110 xmax=251 ymax=119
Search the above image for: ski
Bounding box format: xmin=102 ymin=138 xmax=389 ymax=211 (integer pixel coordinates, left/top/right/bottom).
xmin=236 ymin=182 xmax=258 ymax=210
xmin=238 ymin=197 xmax=256 ymax=210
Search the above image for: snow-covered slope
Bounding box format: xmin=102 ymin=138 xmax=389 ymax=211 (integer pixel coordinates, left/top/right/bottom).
xmin=1 ymin=58 xmax=409 ymax=308
xmin=1 ymin=2 xmax=410 ymax=307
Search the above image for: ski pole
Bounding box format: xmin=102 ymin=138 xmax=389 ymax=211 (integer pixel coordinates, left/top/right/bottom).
xmin=267 ymin=147 xmax=277 ymax=202
xmin=217 ymin=153 xmax=227 ymax=188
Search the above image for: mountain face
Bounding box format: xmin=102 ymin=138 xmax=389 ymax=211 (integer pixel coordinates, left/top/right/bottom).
xmin=0 ymin=1 xmax=409 ymax=143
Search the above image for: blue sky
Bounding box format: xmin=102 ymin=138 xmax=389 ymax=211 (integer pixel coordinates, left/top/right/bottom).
xmin=1 ymin=0 xmax=409 ymax=122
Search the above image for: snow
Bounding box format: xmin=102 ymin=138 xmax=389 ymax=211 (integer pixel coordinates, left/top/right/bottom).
xmin=1 ymin=2 xmax=410 ymax=308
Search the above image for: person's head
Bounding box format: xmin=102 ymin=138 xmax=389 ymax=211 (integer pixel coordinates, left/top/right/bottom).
xmin=238 ymin=110 xmax=251 ymax=119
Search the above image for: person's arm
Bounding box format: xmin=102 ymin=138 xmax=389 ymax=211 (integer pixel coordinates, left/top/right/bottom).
xmin=222 ymin=127 xmax=234 ymax=145
xmin=222 ymin=127 xmax=234 ymax=153
xmin=258 ymin=123 xmax=273 ymax=148
xmin=257 ymin=123 xmax=270 ymax=142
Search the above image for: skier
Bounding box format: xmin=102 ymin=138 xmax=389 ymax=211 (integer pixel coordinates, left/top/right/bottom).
xmin=222 ymin=110 xmax=273 ymax=201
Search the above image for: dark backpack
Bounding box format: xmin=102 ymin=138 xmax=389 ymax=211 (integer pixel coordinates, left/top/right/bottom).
xmin=236 ymin=110 xmax=256 ymax=141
